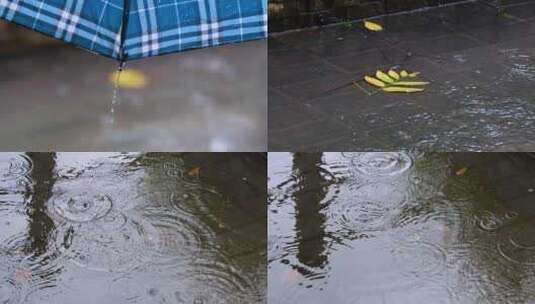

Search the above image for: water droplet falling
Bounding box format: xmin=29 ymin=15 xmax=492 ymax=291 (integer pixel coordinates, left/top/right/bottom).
xmin=109 ymin=61 xmax=126 ymax=125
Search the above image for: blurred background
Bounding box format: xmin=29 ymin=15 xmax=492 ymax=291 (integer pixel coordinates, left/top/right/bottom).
xmin=0 ymin=21 xmax=267 ymax=151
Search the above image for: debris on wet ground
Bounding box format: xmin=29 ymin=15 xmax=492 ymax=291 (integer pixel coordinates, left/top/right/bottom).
xmin=269 ymin=0 xmax=535 ymax=151
xmin=362 ymin=69 xmax=428 ymax=94
xmin=455 ymin=166 xmax=468 ymax=176
xmin=364 ymin=20 xmax=383 ymax=32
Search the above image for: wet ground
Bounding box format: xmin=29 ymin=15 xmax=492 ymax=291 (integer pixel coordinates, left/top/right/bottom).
xmin=0 ymin=152 xmax=266 ymax=303
xmin=268 ymin=152 xmax=535 ymax=303
xmin=269 ymin=0 xmax=467 ymax=32
xmin=0 ymin=26 xmax=266 ymax=151
xmin=269 ymin=0 xmax=535 ymax=151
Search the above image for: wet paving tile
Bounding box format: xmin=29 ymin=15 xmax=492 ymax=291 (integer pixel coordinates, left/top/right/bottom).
xmin=268 ymin=47 xmax=318 ymax=68
xmin=427 ymin=1 xmax=520 ymax=30
xmin=398 ymin=34 xmax=483 ymax=57
xmin=269 ymin=59 xmax=344 ymax=88
xmin=325 ymin=47 xmax=410 ymax=74
xmin=276 ymin=72 xmax=355 ymax=101
xmin=378 ymin=10 xmax=458 ymax=43
xmin=269 ymin=91 xmax=324 ymax=131
xmin=463 ymin=20 xmax=535 ymax=44
xmin=304 ymin=31 xmax=393 ymax=59
xmin=427 ymin=45 xmax=509 ymax=73
xmin=269 ymin=119 xmax=355 ymax=151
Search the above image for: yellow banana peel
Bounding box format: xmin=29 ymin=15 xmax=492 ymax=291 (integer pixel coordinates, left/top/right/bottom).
xmin=362 ymin=69 xmax=427 ymax=93
xmin=363 ymin=20 xmax=383 ymax=32
xmin=364 ymin=75 xmax=386 ymax=88
xmin=376 ymin=70 xmax=394 ymax=83
xmin=382 ymin=86 xmax=424 ymax=93
xmin=394 ymin=81 xmax=430 ymax=86
xmin=388 ymin=70 xmax=400 ymax=80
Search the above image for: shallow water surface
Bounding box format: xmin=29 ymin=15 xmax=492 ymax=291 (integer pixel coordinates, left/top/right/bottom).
xmin=0 ymin=153 xmax=266 ymax=303
xmin=268 ymin=152 xmax=535 ymax=303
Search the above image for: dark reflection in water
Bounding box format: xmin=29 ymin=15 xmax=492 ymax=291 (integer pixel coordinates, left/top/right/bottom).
xmin=0 ymin=153 xmax=266 ymax=304
xmin=25 ymin=153 xmax=56 ymax=256
xmin=292 ymin=153 xmax=330 ymax=276
xmin=268 ymin=152 xmax=535 ymax=304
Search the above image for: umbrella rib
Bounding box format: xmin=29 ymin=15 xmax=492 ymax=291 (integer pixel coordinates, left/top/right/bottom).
xmin=119 ymin=0 xmax=131 ymax=62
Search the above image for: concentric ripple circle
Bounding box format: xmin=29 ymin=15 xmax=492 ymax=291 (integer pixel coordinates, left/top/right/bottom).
xmin=50 ymin=191 xmax=113 ymax=223
xmin=0 ymin=232 xmax=64 ymax=304
xmin=474 ymin=210 xmax=517 ymax=232
xmin=351 ymin=152 xmax=412 ymax=176
xmin=183 ymin=259 xmax=263 ymax=303
xmin=393 ymin=241 xmax=447 ymax=276
xmin=331 ymin=200 xmax=389 ymax=233
xmin=0 ymin=153 xmax=33 ymax=182
xmin=55 ymin=217 xmax=157 ymax=273
xmin=497 ymin=220 xmax=535 ymax=266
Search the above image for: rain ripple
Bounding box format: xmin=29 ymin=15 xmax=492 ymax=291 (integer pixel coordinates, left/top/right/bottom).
xmin=497 ymin=219 xmax=535 ymax=266
xmin=50 ymin=190 xmax=113 ymax=223
xmin=0 ymin=154 xmax=33 ymax=182
xmin=52 ymin=203 xmax=216 ymax=274
xmin=327 ymin=185 xmax=406 ymax=235
xmin=0 ymin=232 xmax=63 ymax=304
xmin=474 ymin=210 xmax=518 ymax=232
xmin=349 ymin=152 xmax=413 ymax=176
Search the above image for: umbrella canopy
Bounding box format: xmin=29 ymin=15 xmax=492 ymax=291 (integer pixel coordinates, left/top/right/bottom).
xmin=0 ymin=0 xmax=267 ymax=60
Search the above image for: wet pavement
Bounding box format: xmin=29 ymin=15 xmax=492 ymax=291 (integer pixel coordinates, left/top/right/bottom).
xmin=0 ymin=26 xmax=267 ymax=152
xmin=269 ymin=0 xmax=467 ymax=32
xmin=0 ymin=152 xmax=266 ymax=303
xmin=268 ymin=152 xmax=535 ymax=303
xmin=268 ymin=0 xmax=535 ymax=151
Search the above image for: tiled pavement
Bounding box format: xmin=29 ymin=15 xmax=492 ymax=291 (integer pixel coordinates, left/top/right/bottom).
xmin=268 ymin=0 xmax=535 ymax=151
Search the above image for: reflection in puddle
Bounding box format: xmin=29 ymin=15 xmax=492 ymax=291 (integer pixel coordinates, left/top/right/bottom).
xmin=0 ymin=153 xmax=266 ymax=303
xmin=268 ymin=152 xmax=535 ymax=303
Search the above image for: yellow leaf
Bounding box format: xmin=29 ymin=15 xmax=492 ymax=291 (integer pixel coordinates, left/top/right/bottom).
xmin=408 ymin=72 xmax=421 ymax=77
xmin=400 ymin=70 xmax=409 ymax=77
xmin=382 ymin=86 xmax=424 ymax=93
xmin=395 ymin=81 xmax=430 ymax=86
xmin=456 ymin=167 xmax=468 ymax=176
xmin=376 ymin=70 xmax=394 ymax=83
xmin=364 ymin=75 xmax=385 ymax=88
xmin=108 ymin=69 xmax=149 ymax=89
xmin=187 ymin=166 xmax=201 ymax=177
xmin=388 ymin=70 xmax=400 ymax=81
xmin=364 ymin=20 xmax=383 ymax=32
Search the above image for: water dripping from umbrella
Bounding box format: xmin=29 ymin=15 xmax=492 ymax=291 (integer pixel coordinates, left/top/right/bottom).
xmin=108 ymin=61 xmax=126 ymax=125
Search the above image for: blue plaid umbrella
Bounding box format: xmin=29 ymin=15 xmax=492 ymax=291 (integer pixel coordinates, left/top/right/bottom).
xmin=0 ymin=0 xmax=267 ymax=61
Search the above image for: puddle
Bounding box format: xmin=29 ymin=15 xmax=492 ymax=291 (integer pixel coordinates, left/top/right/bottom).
xmin=268 ymin=152 xmax=535 ymax=303
xmin=0 ymin=153 xmax=266 ymax=303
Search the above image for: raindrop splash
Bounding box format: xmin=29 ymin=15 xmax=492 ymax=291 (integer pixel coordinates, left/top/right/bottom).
xmin=350 ymin=152 xmax=413 ymax=176
xmin=108 ymin=61 xmax=126 ymax=125
xmin=50 ymin=190 xmax=113 ymax=223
